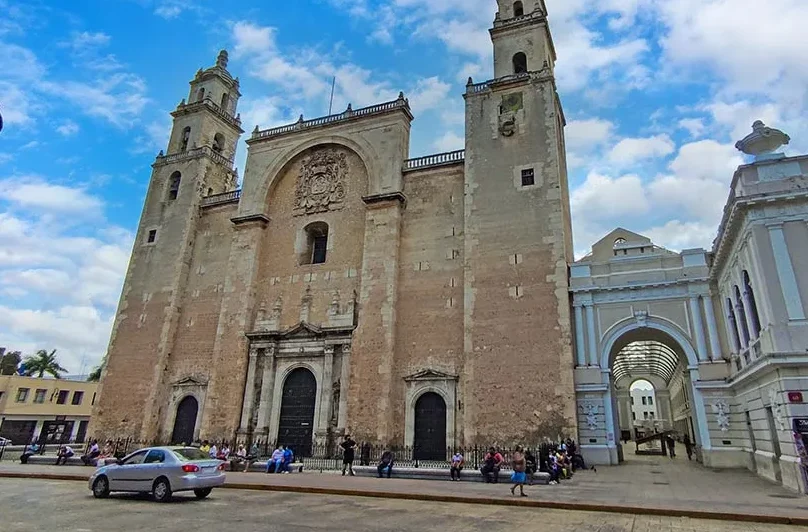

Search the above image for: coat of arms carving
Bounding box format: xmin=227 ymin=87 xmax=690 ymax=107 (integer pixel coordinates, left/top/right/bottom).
xmin=294 ymin=148 xmax=348 ymax=216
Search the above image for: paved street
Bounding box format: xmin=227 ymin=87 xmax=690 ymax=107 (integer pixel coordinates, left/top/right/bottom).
xmin=3 ymin=453 xmax=806 ymax=522
xmin=0 ymin=477 xmax=799 ymax=532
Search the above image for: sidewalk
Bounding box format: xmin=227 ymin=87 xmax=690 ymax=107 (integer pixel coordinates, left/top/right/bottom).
xmin=1 ymin=455 xmax=806 ymax=525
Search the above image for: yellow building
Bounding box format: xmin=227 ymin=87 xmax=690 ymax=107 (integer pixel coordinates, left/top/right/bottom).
xmin=0 ymin=375 xmax=99 ymax=445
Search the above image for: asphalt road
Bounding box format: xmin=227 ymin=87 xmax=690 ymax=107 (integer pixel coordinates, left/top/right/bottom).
xmin=0 ymin=478 xmax=794 ymax=532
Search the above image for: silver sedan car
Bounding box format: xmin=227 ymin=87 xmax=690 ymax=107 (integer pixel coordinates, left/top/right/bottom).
xmin=88 ymin=446 xmax=226 ymax=502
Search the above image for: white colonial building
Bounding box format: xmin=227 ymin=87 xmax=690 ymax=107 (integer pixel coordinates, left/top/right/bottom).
xmin=572 ymin=122 xmax=808 ymax=494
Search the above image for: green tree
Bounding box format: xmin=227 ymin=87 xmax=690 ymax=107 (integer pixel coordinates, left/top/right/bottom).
xmin=22 ymin=349 xmax=68 ymax=379
xmin=0 ymin=349 xmax=22 ymax=375
xmin=87 ymin=365 xmax=103 ymax=382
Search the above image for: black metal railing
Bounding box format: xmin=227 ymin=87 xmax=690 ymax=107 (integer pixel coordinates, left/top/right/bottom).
xmin=82 ymin=437 xmax=574 ymax=472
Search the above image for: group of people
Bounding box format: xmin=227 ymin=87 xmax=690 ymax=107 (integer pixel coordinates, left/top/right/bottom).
xmin=665 ymin=433 xmax=694 ymax=460
xmin=54 ymin=440 xmax=117 ymax=466
xmin=266 ymin=445 xmax=295 ymax=473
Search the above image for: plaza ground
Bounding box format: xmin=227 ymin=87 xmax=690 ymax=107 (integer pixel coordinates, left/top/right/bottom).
xmin=0 ymin=476 xmax=802 ymax=532
xmin=1 ymin=453 xmax=806 ymax=526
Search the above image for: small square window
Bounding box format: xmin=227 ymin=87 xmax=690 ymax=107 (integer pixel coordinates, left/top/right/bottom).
xmin=72 ymin=391 xmax=84 ymax=405
xmin=521 ymin=168 xmax=535 ymax=187
xmin=34 ymin=389 xmax=47 ymax=404
xmin=16 ymin=388 xmax=29 ymax=402
xmin=147 ymin=230 xmax=157 ymax=243
xmin=57 ymin=390 xmax=69 ymax=404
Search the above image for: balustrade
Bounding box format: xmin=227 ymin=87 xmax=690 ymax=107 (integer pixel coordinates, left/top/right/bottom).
xmin=404 ymin=150 xmax=465 ymax=171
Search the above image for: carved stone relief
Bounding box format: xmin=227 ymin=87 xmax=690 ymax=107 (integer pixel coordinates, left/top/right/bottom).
xmin=581 ymin=401 xmax=599 ymax=431
xmin=711 ymin=400 xmax=730 ymax=432
xmin=294 ymin=148 xmax=348 ymax=216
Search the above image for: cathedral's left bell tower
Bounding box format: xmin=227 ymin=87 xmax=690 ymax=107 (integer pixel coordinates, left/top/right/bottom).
xmin=90 ymin=51 xmax=244 ymax=440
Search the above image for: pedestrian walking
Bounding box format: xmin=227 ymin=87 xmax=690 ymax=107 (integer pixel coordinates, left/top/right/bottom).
xmin=510 ymin=445 xmax=528 ymax=497
xmin=683 ymin=434 xmax=693 ymax=461
xmin=667 ymin=434 xmax=676 ymax=458
xmin=341 ymin=434 xmax=357 ymax=476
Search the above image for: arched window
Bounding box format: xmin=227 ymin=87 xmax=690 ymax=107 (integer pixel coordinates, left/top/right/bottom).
xmin=197 ymin=87 xmax=205 ymax=102
xmin=734 ymin=285 xmax=750 ymax=347
xmin=743 ymin=271 xmax=761 ymax=338
xmin=180 ymin=127 xmax=190 ymax=152
xmin=220 ymin=92 xmax=229 ymax=111
xmin=212 ymin=133 xmax=225 ymax=153
xmin=301 ymin=222 xmax=328 ymax=265
xmin=513 ymin=1 xmax=524 ymax=17
xmin=513 ymin=52 xmax=528 ymax=74
xmin=726 ymin=297 xmax=741 ymax=352
xmin=168 ymin=171 xmax=181 ymax=201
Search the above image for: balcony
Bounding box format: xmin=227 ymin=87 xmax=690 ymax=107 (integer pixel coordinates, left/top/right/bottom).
xmin=403 ymin=150 xmax=465 ymax=172
xmin=201 ymin=189 xmax=241 ymax=208
xmin=174 ymin=98 xmax=243 ymax=131
xmin=153 ymin=145 xmax=234 ymax=170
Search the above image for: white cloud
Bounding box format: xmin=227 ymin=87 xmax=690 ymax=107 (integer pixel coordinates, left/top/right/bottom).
xmin=56 ymin=120 xmax=80 ymax=136
xmin=20 ymin=141 xmax=39 ymax=150
xmin=432 ymin=131 xmax=464 ymax=152
xmin=0 ymin=177 xmax=132 ymax=373
xmin=571 ymin=172 xmax=650 ymax=220
xmin=678 ymin=118 xmax=706 ymax=138
xmin=232 ymin=21 xmax=276 ymax=56
xmin=566 ymin=118 xmax=615 ymax=152
xmin=607 ymin=134 xmax=675 ymax=165
xmin=0 ymin=176 xmax=104 ymax=217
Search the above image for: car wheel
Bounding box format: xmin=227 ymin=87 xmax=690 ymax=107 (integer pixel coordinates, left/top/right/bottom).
xmin=152 ymin=477 xmax=173 ymax=503
xmin=92 ymin=476 xmax=110 ymax=499
xmin=193 ymin=488 xmax=212 ymax=499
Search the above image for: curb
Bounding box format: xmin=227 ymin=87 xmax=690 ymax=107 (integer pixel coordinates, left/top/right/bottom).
xmin=3 ymin=471 xmax=807 ymax=527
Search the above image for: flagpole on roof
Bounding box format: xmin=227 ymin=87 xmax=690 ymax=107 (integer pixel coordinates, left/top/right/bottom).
xmin=328 ymin=76 xmax=336 ymax=115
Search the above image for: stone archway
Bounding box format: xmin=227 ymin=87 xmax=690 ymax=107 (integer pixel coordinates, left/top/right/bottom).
xmin=277 ymin=368 xmax=317 ymax=457
xmin=598 ymin=319 xmax=710 ymax=465
xmin=171 ymin=396 xmax=198 ymax=445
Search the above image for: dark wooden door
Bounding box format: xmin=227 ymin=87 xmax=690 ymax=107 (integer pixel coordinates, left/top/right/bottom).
xmin=277 ymin=368 xmax=317 ymax=457
xmin=413 ymin=392 xmax=447 ymax=461
xmin=171 ymin=396 xmax=198 ymax=445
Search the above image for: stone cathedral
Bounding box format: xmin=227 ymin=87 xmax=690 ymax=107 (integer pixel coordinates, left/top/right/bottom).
xmin=91 ymin=0 xmax=577 ymax=456
xmin=91 ymin=0 xmax=808 ymax=494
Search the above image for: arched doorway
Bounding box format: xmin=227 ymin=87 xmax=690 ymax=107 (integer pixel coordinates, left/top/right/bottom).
xmin=171 ymin=396 xmax=198 ymax=445
xmin=413 ymin=392 xmax=447 ymax=461
xmin=277 ymin=368 xmax=317 ymax=457
xmin=603 ymin=323 xmax=708 ymax=464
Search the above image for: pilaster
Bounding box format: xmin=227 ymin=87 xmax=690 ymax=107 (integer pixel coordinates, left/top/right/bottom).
xmin=767 ymin=224 xmax=805 ymax=320
xmin=316 ymin=345 xmax=335 ymax=444
xmin=255 ymin=345 xmax=276 ymax=433
xmin=703 ymin=294 xmax=723 ymax=361
xmin=574 ymin=304 xmax=586 ymax=367
xmin=689 ymin=296 xmax=709 ymax=363
xmin=238 ymin=348 xmax=260 ymax=432
xmin=586 ymin=305 xmax=598 ymax=366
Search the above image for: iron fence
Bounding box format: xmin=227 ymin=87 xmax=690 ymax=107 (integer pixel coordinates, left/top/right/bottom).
xmin=84 ymin=437 xmax=574 ymax=472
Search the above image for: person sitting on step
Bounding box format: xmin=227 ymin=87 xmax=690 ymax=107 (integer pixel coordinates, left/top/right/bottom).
xmin=377 ymin=449 xmax=394 ymax=478
xmin=480 ymin=447 xmax=504 ymax=484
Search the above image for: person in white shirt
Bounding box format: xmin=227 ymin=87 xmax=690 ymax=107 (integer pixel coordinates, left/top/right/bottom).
xmin=81 ymin=440 xmax=101 ymax=466
xmin=55 ymin=445 xmax=74 ymax=465
xmin=267 ymin=446 xmax=284 ymax=473
xmin=208 ymin=444 xmax=218 ymax=459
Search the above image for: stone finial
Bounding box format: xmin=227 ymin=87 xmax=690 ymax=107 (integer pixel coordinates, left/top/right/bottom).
xmin=298 ymin=114 xmax=304 ymax=123
xmin=158 ymin=150 xmax=164 ymax=157
xmin=256 ymin=301 xmax=267 ymax=321
xmin=466 ymin=77 xmax=474 ymax=86
xmin=329 ymin=290 xmax=340 ymax=315
xmin=735 ymin=120 xmax=790 ymax=160
xmin=216 ymin=49 xmax=229 ymax=69
xmin=398 ymin=91 xmax=405 ymax=101
xmin=252 ymin=125 xmax=260 ymax=134
xmin=179 ymin=98 xmax=186 ymax=106
xmin=271 ymin=296 xmax=282 ymax=318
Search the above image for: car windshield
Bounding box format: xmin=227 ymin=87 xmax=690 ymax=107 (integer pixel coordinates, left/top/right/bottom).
xmin=172 ymin=448 xmax=210 ymax=461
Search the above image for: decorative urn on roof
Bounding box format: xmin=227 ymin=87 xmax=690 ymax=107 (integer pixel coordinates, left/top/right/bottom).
xmin=735 ymin=120 xmax=790 ymax=161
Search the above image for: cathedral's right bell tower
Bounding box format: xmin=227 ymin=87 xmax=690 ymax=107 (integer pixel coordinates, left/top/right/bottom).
xmin=461 ymin=0 xmax=577 ymax=444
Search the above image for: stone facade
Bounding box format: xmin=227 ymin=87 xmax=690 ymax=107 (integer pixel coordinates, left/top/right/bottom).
xmin=90 ymin=1 xmax=577 ymax=451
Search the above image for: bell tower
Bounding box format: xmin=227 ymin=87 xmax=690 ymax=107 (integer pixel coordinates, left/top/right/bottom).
xmin=461 ymin=0 xmax=576 ymax=444
xmin=90 ymin=51 xmax=244 ymax=440
xmin=491 ymin=1 xmax=556 ymax=78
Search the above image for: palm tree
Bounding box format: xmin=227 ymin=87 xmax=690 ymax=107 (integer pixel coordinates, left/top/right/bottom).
xmin=87 ymin=365 xmax=103 ymax=382
xmin=22 ymin=349 xmax=68 ymax=379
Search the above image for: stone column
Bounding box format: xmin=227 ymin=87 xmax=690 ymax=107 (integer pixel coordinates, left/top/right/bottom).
xmin=255 ymin=345 xmax=276 ymax=434
xmin=238 ymin=348 xmax=260 ymax=432
xmin=337 ymin=343 xmax=351 ymax=433
xmin=317 ymin=345 xmax=335 ymax=444
xmin=768 ymin=224 xmax=806 ymax=320
xmin=703 ymin=294 xmax=722 ymax=361
xmin=586 ymin=305 xmax=598 ymax=366
xmin=689 ymin=296 xmax=709 ymax=363
xmin=574 ymin=304 xmax=586 ymax=367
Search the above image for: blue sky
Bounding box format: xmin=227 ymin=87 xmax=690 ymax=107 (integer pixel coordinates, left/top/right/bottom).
xmin=1 ymin=0 xmax=807 ymax=373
